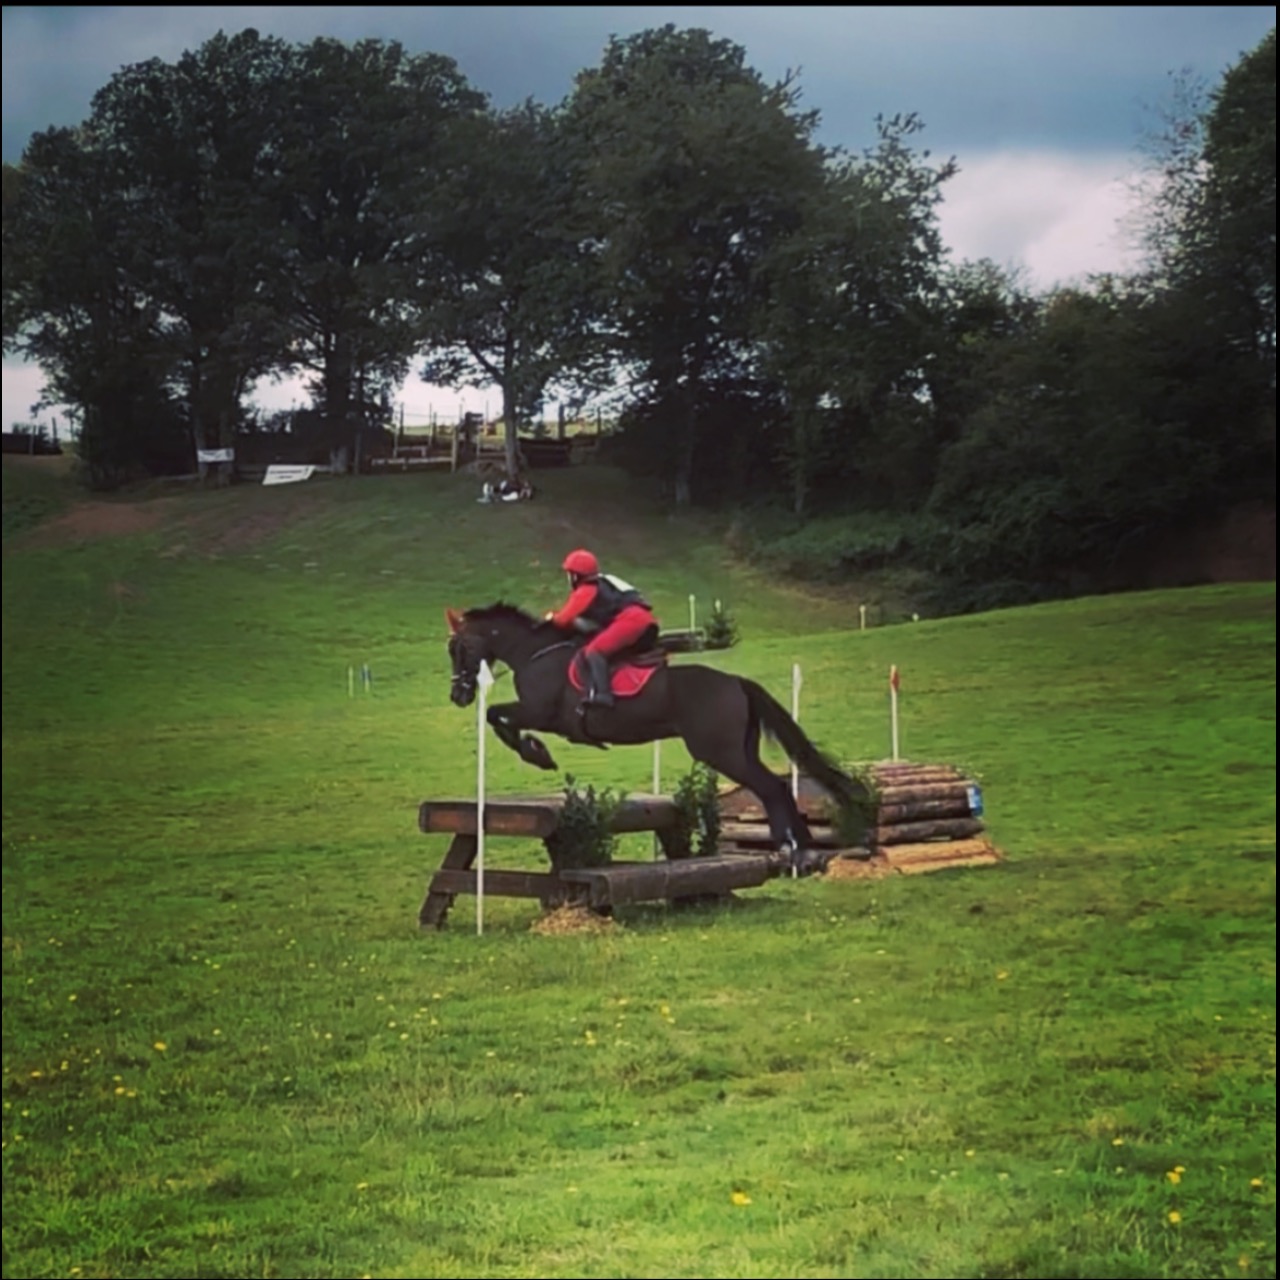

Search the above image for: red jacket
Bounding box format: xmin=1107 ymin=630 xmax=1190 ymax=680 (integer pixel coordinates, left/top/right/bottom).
xmin=549 ymin=581 xmax=601 ymax=630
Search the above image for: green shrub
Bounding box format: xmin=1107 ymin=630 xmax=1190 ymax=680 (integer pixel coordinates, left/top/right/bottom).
xmin=728 ymin=507 xmax=941 ymax=581
xmin=666 ymin=763 xmax=721 ymax=859
xmin=543 ymin=775 xmax=620 ymax=869
xmin=703 ymin=598 xmax=739 ymax=650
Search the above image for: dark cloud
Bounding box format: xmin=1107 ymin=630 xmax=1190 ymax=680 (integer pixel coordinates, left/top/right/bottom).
xmin=3 ymin=5 xmax=1274 ymax=164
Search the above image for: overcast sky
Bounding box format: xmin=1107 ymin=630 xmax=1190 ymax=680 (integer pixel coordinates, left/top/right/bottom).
xmin=3 ymin=5 xmax=1274 ymax=430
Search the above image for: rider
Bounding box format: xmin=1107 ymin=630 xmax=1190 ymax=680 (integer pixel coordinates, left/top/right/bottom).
xmin=545 ymin=549 xmax=659 ymax=709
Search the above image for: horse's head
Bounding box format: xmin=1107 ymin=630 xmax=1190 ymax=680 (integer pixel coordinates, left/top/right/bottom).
xmin=445 ymin=606 xmax=487 ymax=707
xmin=445 ymin=603 xmax=544 ymax=705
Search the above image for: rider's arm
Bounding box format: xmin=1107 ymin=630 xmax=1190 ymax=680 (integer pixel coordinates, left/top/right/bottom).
xmin=548 ymin=582 xmax=598 ymax=629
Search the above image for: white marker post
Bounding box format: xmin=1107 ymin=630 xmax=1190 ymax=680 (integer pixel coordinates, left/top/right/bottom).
xmin=475 ymin=659 xmax=495 ymax=936
xmin=790 ymin=663 xmax=802 ymax=800
xmin=652 ymin=739 xmax=662 ymax=859
xmin=688 ymin=594 xmax=697 ymax=634
xmin=889 ymin=664 xmax=901 ymax=762
xmin=791 ymin=663 xmax=802 ymax=881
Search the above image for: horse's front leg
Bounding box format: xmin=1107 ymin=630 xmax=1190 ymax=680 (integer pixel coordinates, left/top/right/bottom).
xmin=487 ymin=701 xmax=559 ymax=771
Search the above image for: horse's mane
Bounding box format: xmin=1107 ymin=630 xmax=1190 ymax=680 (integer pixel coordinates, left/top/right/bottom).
xmin=465 ymin=601 xmax=541 ymax=628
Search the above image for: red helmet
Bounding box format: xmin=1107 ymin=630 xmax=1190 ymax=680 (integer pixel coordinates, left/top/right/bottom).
xmin=562 ymin=548 xmax=599 ymax=576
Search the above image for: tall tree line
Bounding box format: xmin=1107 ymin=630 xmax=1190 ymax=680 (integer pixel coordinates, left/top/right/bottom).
xmin=3 ymin=23 xmax=1274 ymax=600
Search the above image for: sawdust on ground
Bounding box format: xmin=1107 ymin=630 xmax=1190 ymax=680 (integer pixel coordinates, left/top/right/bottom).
xmin=530 ymin=903 xmax=617 ymax=935
xmin=823 ymin=855 xmax=893 ymax=881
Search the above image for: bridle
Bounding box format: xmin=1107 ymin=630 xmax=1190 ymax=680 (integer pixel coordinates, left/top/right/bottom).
xmin=447 ymin=631 xmax=482 ymax=704
xmin=447 ymin=615 xmax=568 ymax=706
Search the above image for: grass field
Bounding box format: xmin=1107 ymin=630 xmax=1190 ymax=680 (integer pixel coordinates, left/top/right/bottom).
xmin=2 ymin=458 xmax=1275 ymax=1279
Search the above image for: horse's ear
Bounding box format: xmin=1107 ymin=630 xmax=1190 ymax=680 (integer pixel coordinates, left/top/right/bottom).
xmin=445 ymin=607 xmax=464 ymax=634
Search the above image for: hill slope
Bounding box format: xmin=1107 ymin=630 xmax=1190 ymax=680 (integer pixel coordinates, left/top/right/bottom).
xmin=2 ymin=458 xmax=1275 ymax=1280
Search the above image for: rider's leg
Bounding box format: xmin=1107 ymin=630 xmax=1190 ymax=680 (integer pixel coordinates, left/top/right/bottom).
xmin=581 ymin=642 xmax=615 ymax=707
xmin=580 ymin=609 xmax=656 ymax=709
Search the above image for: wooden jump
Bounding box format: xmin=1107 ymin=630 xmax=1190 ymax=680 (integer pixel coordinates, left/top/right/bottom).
xmin=718 ymin=762 xmax=1003 ymax=875
xmin=418 ymin=761 xmax=1001 ymax=929
xmin=418 ymin=793 xmax=775 ymax=928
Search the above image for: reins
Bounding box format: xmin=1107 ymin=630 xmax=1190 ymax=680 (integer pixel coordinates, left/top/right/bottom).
xmin=528 ymin=639 xmax=578 ymax=665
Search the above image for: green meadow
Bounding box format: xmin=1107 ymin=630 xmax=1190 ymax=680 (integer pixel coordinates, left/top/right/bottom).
xmin=2 ymin=458 xmax=1275 ymax=1280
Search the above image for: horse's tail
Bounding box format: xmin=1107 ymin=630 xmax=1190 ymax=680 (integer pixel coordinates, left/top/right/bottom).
xmin=739 ymin=677 xmax=872 ymax=845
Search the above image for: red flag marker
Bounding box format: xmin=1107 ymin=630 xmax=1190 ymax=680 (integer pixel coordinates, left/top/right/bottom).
xmin=889 ymin=665 xmax=901 ymax=760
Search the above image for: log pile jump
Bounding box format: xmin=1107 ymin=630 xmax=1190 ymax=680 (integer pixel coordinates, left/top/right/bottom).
xmin=717 ymin=761 xmax=1003 ymax=876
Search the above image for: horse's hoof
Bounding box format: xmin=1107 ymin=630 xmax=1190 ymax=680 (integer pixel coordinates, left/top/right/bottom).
xmin=789 ymin=847 xmax=829 ymax=878
xmin=522 ymin=737 xmax=558 ymax=771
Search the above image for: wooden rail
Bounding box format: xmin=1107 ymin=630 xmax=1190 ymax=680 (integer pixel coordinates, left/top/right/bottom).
xmin=418 ymin=793 xmax=774 ymax=928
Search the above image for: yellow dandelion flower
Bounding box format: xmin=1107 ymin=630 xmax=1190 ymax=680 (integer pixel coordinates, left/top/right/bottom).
xmin=153 ymin=1041 xmax=167 ymax=1052
xmin=1168 ymin=1210 xmax=1182 ymax=1225
xmin=68 ymin=994 xmax=77 ymax=1002
xmin=1111 ymin=1137 xmax=1125 ymax=1147
xmin=1238 ymin=1254 xmax=1251 ymax=1270
xmin=965 ymin=1149 xmax=976 ymax=1158
xmin=1167 ymin=1170 xmax=1182 ymax=1185
xmin=1249 ymin=1177 xmax=1263 ymax=1188
xmin=731 ymin=1190 xmax=752 ymax=1206
xmin=996 ymin=970 xmax=1010 ymax=980
xmin=356 ymin=1182 xmax=369 ymax=1191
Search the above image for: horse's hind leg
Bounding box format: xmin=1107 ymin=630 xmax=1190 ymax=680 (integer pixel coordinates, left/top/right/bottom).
xmin=681 ymin=718 xmax=817 ymax=874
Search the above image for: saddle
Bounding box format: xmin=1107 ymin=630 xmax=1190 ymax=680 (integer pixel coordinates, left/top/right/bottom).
xmin=566 ymin=630 xmax=667 ymax=699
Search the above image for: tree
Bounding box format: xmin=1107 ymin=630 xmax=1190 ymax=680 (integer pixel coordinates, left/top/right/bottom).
xmin=925 ymin=278 xmax=1264 ymax=593
xmin=413 ymin=101 xmax=605 ymax=478
xmin=758 ymin=114 xmax=956 ymax=513
xmin=924 ymin=256 xmax=1038 ymax=456
xmin=3 ymin=129 xmax=185 ymax=486
xmin=564 ymin=25 xmax=828 ymax=504
xmin=1132 ymin=30 xmax=1275 ymax=388
xmin=87 ymin=28 xmax=296 ymax=482
xmin=274 ymin=38 xmax=486 ymax=435
xmin=1199 ymin=27 xmax=1276 ymax=382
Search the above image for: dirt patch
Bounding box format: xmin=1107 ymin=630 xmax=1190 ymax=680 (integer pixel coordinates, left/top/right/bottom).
xmin=108 ymin=579 xmax=145 ymax=603
xmin=18 ymin=499 xmax=176 ymax=548
xmin=1094 ymin=500 xmax=1275 ymax=590
xmin=178 ymin=499 xmax=311 ymax=556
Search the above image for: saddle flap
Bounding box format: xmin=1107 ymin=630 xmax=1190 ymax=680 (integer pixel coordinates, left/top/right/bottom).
xmin=567 ymin=649 xmax=665 ymax=698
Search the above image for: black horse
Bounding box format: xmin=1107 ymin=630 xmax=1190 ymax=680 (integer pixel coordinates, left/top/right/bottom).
xmin=445 ymin=603 xmax=869 ymax=874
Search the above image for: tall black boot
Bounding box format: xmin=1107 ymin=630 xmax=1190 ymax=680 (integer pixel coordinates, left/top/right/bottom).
xmin=582 ymin=650 xmax=615 ymax=708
